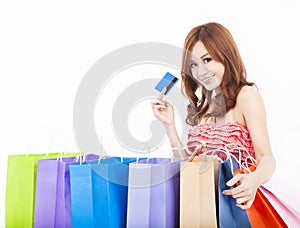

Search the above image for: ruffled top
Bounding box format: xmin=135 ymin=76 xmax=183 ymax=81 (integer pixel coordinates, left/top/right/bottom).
xmin=187 ymin=122 xmax=256 ymax=161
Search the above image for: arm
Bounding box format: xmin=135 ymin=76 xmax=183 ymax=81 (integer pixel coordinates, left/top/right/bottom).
xmin=223 ymin=86 xmax=276 ymax=209
xmin=151 ymin=98 xmax=189 ymax=157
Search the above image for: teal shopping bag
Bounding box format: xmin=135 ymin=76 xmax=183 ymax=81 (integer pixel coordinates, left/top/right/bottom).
xmin=69 ymin=157 xmax=141 ymax=228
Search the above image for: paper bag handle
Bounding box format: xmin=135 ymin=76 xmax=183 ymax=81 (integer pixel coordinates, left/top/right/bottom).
xmin=188 ymin=141 xmax=207 ymax=162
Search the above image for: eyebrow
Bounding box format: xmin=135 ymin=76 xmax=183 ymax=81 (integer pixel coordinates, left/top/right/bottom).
xmin=191 ymin=52 xmax=210 ymax=62
xmin=200 ymin=53 xmax=209 ymax=59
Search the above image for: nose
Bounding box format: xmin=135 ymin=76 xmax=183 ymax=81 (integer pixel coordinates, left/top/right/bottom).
xmin=197 ymin=61 xmax=209 ymax=77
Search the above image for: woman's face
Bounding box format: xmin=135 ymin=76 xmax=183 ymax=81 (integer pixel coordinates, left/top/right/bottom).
xmin=190 ymin=41 xmax=225 ymax=91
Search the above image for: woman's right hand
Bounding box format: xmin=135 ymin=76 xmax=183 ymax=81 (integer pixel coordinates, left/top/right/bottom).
xmin=151 ymin=98 xmax=175 ymax=127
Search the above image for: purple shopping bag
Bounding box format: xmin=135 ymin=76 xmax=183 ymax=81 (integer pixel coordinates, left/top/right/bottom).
xmin=34 ymin=154 xmax=98 ymax=228
xmin=126 ymin=157 xmax=186 ymax=228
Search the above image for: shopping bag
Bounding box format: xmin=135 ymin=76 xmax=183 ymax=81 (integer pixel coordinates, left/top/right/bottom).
xmin=69 ymin=157 xmax=139 ymax=228
xmin=233 ymin=165 xmax=287 ymax=227
xmin=34 ymin=154 xmax=99 ymax=228
xmin=259 ymin=185 xmax=300 ymax=227
xmin=126 ymin=157 xmax=185 ymax=228
xmin=5 ymin=152 xmax=80 ymax=228
xmin=218 ymin=159 xmax=252 ymax=228
xmin=180 ymin=155 xmax=219 ymax=228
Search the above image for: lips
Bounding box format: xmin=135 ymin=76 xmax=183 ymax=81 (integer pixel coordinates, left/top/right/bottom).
xmin=201 ymin=74 xmax=215 ymax=83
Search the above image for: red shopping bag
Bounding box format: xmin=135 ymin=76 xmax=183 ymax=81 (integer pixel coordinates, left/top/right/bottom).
xmin=259 ymin=185 xmax=300 ymax=227
xmin=234 ymin=166 xmax=287 ymax=228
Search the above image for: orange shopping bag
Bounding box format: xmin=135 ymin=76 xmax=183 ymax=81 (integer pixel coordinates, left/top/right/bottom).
xmin=234 ymin=166 xmax=287 ymax=228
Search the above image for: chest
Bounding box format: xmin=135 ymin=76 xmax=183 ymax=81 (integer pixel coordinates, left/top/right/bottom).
xmin=199 ymin=107 xmax=245 ymax=126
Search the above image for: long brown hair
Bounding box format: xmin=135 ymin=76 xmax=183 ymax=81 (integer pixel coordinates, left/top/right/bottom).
xmin=181 ymin=22 xmax=254 ymax=125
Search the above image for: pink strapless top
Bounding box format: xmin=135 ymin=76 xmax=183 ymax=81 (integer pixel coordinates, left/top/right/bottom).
xmin=187 ymin=122 xmax=256 ymax=161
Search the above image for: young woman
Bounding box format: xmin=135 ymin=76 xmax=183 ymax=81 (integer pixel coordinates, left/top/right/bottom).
xmin=151 ymin=22 xmax=276 ymax=209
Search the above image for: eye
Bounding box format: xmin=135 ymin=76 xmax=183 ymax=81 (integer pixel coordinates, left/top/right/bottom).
xmin=203 ymin=57 xmax=212 ymax=64
xmin=190 ymin=62 xmax=198 ymax=69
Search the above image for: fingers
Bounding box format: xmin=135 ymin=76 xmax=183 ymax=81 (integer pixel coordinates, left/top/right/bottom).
xmin=151 ymin=99 xmax=166 ymax=106
xmin=223 ymin=186 xmax=252 ymax=199
xmin=151 ymin=99 xmax=170 ymax=110
xmin=222 ymin=174 xmax=244 ymax=195
xmin=151 ymin=99 xmax=172 ymax=119
xmin=235 ymin=194 xmax=253 ymax=205
xmin=150 ymin=98 xmax=174 ymax=126
xmin=226 ymin=173 xmax=243 ymax=187
xmin=222 ymin=173 xmax=257 ymax=210
xmin=224 ymin=181 xmax=251 ymax=197
xmin=232 ymin=187 xmax=253 ymax=199
xmin=236 ymin=197 xmax=255 ymax=210
xmin=159 ymin=87 xmax=167 ymax=99
xmin=223 ymin=187 xmax=255 ymax=209
xmin=152 ymin=106 xmax=166 ymax=118
xmin=153 ymin=104 xmax=167 ymax=110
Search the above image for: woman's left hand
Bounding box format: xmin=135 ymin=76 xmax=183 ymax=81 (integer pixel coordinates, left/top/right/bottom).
xmin=222 ymin=172 xmax=260 ymax=209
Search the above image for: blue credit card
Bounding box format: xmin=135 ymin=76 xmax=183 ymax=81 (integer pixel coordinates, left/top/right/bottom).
xmin=154 ymin=72 xmax=178 ymax=95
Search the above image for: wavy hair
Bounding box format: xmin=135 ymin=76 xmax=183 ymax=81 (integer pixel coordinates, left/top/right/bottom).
xmin=181 ymin=22 xmax=254 ymax=126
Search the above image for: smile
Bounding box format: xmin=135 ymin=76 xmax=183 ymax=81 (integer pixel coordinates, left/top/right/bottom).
xmin=201 ymin=74 xmax=215 ymax=83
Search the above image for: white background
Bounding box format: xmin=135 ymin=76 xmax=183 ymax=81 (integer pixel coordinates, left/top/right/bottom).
xmin=1 ymin=0 xmax=300 ymax=226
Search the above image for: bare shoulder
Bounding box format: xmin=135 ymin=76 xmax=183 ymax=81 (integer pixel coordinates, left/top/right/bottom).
xmin=237 ymin=85 xmax=263 ymax=106
xmin=236 ymin=85 xmax=266 ymax=120
xmin=238 ymin=85 xmax=259 ymax=99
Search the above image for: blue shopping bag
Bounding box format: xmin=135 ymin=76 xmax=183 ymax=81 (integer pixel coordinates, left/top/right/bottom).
xmin=126 ymin=157 xmax=186 ymax=228
xmin=218 ymin=159 xmax=251 ymax=228
xmin=69 ymin=157 xmax=140 ymax=228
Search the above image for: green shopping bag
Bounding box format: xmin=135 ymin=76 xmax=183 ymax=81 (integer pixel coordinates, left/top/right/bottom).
xmin=5 ymin=152 xmax=80 ymax=228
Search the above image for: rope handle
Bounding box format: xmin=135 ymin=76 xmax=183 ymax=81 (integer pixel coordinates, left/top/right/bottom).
xmin=188 ymin=141 xmax=207 ymax=162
